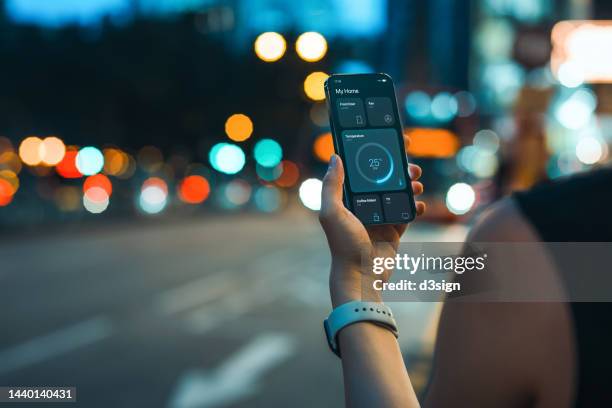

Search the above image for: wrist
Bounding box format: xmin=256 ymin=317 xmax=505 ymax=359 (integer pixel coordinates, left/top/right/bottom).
xmin=329 ymin=263 xmax=382 ymax=308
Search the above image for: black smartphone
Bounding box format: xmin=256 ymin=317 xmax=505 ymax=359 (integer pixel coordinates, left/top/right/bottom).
xmin=324 ymin=73 xmax=416 ymax=225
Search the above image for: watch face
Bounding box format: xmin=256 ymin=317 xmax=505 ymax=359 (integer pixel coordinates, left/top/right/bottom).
xmin=341 ymin=128 xmax=407 ymax=193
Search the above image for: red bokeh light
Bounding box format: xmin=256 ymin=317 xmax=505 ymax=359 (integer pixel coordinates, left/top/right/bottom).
xmin=0 ymin=178 xmax=14 ymax=206
xmin=142 ymin=177 xmax=168 ymax=194
xmin=275 ymin=160 xmax=300 ymax=188
xmin=56 ymin=150 xmax=82 ymax=178
xmin=178 ymin=175 xmax=210 ymax=204
xmin=84 ymin=174 xmax=113 ymax=197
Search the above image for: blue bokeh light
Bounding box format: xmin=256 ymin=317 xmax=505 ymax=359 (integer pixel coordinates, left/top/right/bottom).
xmin=254 ymin=139 xmax=283 ymax=168
xmin=404 ymin=91 xmax=431 ymax=119
xmin=76 ymin=146 xmax=104 ymax=176
xmin=209 ymin=143 xmax=246 ymax=175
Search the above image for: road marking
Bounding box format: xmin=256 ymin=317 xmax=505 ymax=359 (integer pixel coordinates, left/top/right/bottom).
xmin=180 ymin=250 xmax=310 ymax=334
xmin=156 ymin=249 xmax=300 ymax=318
xmin=157 ymin=274 xmax=239 ymax=315
xmin=182 ymin=284 xmax=282 ymax=334
xmin=0 ymin=316 xmax=112 ymax=375
xmin=168 ymin=333 xmax=296 ymax=408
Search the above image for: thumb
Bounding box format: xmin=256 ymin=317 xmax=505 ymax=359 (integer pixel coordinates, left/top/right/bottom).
xmin=320 ymin=154 xmax=344 ymax=218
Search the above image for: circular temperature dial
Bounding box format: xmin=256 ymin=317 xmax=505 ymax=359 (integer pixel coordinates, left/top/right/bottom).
xmin=354 ymin=142 xmax=394 ymax=185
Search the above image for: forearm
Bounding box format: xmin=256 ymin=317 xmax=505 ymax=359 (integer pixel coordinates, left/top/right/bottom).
xmin=331 ymin=266 xmax=420 ymax=408
xmin=337 ymin=322 xmax=421 ymax=408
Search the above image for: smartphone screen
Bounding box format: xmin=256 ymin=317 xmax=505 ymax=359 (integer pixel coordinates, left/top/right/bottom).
xmin=325 ymin=73 xmax=416 ymax=225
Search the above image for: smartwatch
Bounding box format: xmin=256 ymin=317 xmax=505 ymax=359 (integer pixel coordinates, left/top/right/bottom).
xmin=323 ymin=300 xmax=398 ymax=357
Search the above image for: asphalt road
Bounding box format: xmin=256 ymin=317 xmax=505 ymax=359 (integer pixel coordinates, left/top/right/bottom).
xmin=0 ymin=210 xmax=467 ymax=408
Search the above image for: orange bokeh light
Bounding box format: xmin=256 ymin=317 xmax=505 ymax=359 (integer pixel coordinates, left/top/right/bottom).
xmin=103 ymin=148 xmax=129 ymax=176
xmin=56 ymin=149 xmax=83 ymax=178
xmin=0 ymin=170 xmax=19 ymax=195
xmin=19 ymin=136 xmax=43 ymax=166
xmin=303 ymin=72 xmax=329 ymax=101
xmin=275 ymin=160 xmax=300 ymax=188
xmin=0 ymin=151 xmax=22 ymax=174
xmin=84 ymin=174 xmax=113 ymax=197
xmin=40 ymin=136 xmax=66 ymax=166
xmin=404 ymin=128 xmax=460 ymax=158
xmin=313 ymin=132 xmax=334 ymax=162
xmin=0 ymin=178 xmax=14 ymax=206
xmin=225 ymin=114 xmax=254 ymax=142
xmin=178 ymin=175 xmax=210 ymax=204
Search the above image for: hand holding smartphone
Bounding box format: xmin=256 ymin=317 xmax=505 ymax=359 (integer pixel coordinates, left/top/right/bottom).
xmin=324 ymin=73 xmax=416 ymax=225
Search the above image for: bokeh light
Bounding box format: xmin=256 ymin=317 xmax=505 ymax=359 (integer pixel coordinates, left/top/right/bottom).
xmin=0 ymin=137 xmax=12 ymax=153
xmin=254 ymin=139 xmax=283 ymax=168
xmin=446 ymin=183 xmax=476 ymax=215
xmin=0 ymin=151 xmax=22 ymax=174
xmin=54 ymin=186 xmax=80 ymax=211
xmin=115 ymin=153 xmax=137 ymax=179
xmin=225 ymin=113 xmax=253 ymax=142
xmin=0 ymin=169 xmax=19 ymax=194
xmin=253 ymin=185 xmax=282 ymax=212
xmin=254 ymin=32 xmax=286 ymax=62
xmin=83 ymin=187 xmax=109 ymax=214
xmin=473 ymin=129 xmax=500 ymax=153
xmin=404 ymin=91 xmax=431 ymax=119
xmin=139 ymin=177 xmax=168 ymax=214
xmin=430 ymin=92 xmax=458 ymax=122
xmin=19 ymin=136 xmax=43 ymax=166
xmin=178 ymin=175 xmax=210 ymax=204
xmin=56 ymin=149 xmax=82 ymax=178
xmin=256 ymin=163 xmax=283 ymax=182
xmin=299 ymin=178 xmax=322 ymax=211
xmin=209 ymin=143 xmax=246 ymax=174
xmin=454 ymin=91 xmax=477 ymax=117
xmin=309 ymin=103 xmax=329 ymax=127
xmin=335 ymin=60 xmax=375 ymax=74
xmin=457 ymin=145 xmax=499 ymax=177
xmin=84 ymin=174 xmax=113 ymax=197
xmin=0 ymin=170 xmax=18 ymax=206
xmin=557 ymin=61 xmax=584 ymax=88
xmin=76 ymin=146 xmax=104 ymax=176
xmin=220 ymin=179 xmax=251 ymax=209
xmin=295 ymin=32 xmax=327 ymax=62
xmin=575 ymin=136 xmax=603 ymax=164
xmin=404 ymin=128 xmax=459 ymax=158
xmin=138 ymin=146 xmax=163 ymax=173
xmin=555 ymin=88 xmax=596 ymax=130
xmin=303 ymin=72 xmax=329 ymax=101
xmin=104 ymin=148 xmax=130 ymax=176
xmin=39 ymin=136 xmax=66 ymax=166
xmin=313 ymin=132 xmax=334 ymax=162
xmin=0 ymin=178 xmax=15 ymax=206
xmin=275 ymin=160 xmax=300 ymax=188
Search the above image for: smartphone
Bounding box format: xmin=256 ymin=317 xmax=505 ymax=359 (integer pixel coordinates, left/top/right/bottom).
xmin=324 ymin=73 xmax=416 ymax=225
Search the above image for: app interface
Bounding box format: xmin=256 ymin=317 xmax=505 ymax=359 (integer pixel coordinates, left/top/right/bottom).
xmin=329 ymin=75 xmax=414 ymax=224
xmin=341 ymin=128 xmax=406 ymax=193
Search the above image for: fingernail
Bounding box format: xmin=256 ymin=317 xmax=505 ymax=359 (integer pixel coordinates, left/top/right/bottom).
xmin=329 ymin=155 xmax=337 ymax=169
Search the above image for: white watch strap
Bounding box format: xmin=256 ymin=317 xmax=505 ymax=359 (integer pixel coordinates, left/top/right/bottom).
xmin=324 ymin=301 xmax=398 ymax=357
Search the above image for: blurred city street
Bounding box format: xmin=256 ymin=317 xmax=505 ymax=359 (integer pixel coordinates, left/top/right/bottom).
xmin=0 ymin=209 xmax=466 ymax=407
xmin=2 ymin=0 xmax=612 ymax=406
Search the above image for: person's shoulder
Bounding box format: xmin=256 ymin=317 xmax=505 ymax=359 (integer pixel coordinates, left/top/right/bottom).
xmin=466 ymin=197 xmax=540 ymax=242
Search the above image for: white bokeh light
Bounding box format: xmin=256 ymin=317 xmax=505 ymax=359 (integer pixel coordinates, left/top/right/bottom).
xmin=139 ymin=185 xmax=167 ymax=214
xmin=557 ymin=61 xmax=585 ymax=88
xmin=446 ymin=183 xmax=476 ymax=215
xmin=299 ymin=178 xmax=322 ymax=211
xmin=575 ymin=136 xmax=603 ymax=165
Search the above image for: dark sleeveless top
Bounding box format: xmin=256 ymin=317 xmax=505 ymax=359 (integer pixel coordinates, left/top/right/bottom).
xmin=513 ymin=168 xmax=612 ymax=407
